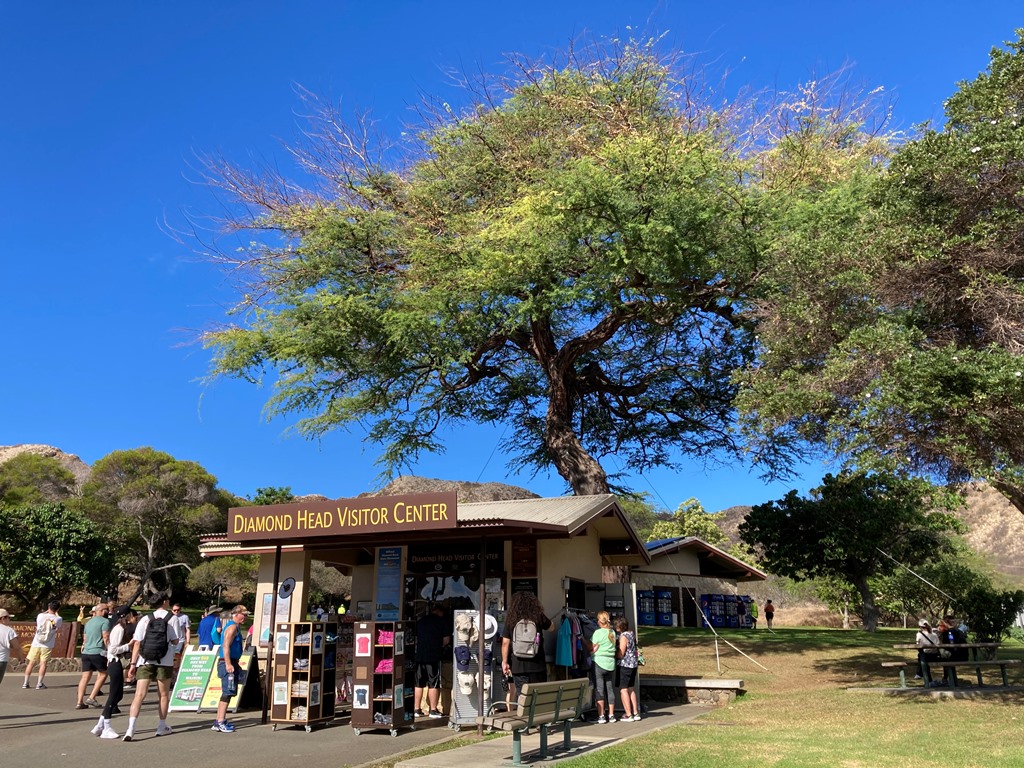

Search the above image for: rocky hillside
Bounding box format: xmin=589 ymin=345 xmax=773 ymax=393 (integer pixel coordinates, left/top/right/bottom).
xmin=0 ymin=443 xmax=91 ymax=488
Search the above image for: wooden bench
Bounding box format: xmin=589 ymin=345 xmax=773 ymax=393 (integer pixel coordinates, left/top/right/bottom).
xmin=476 ymin=678 xmax=590 ymax=765
xmin=932 ymin=659 xmax=1022 ymax=688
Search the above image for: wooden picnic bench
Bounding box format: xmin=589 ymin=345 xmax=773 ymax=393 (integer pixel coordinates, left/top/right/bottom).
xmin=476 ymin=678 xmax=590 ymax=765
xmin=881 ymin=657 xmax=1022 ymax=689
xmin=933 ymin=659 xmax=1022 ymax=688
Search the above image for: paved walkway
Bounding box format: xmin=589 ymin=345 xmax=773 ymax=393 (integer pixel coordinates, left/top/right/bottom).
xmin=0 ymin=672 xmax=707 ymax=768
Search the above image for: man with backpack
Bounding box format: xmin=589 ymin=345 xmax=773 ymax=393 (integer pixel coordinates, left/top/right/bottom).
xmin=500 ymin=591 xmax=552 ymax=697
xmin=122 ymin=593 xmax=180 ymax=741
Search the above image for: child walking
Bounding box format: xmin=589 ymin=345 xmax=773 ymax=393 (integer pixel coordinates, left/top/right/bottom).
xmin=590 ymin=611 xmax=617 ymax=723
xmin=614 ymin=617 xmax=641 ymax=721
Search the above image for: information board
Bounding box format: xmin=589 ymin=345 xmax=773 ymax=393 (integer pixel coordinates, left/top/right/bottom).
xmin=169 ymin=646 xmax=218 ymax=711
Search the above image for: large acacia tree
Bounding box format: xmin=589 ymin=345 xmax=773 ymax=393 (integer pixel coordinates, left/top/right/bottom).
xmin=201 ymin=43 xmax=884 ymax=494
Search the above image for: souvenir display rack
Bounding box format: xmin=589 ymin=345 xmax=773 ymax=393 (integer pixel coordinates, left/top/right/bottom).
xmin=270 ymin=621 xmax=337 ymax=732
xmin=350 ymin=621 xmax=416 ymax=737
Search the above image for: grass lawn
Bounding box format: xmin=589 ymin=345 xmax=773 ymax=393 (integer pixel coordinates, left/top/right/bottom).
xmin=566 ymin=626 xmax=1024 ymax=767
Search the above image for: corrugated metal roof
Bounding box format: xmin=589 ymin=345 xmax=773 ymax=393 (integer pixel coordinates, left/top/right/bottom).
xmin=457 ymin=494 xmax=619 ymax=533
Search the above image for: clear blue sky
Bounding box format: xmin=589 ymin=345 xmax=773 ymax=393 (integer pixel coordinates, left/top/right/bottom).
xmin=2 ymin=3 xmax=1020 ymax=511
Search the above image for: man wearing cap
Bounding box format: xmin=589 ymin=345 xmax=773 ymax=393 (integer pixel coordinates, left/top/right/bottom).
xmin=212 ymin=605 xmax=249 ymax=733
xmin=76 ymin=604 xmax=110 ymax=709
xmin=414 ymin=604 xmax=450 ymax=718
xmin=914 ymin=619 xmax=939 ymax=683
xmin=22 ymin=600 xmax=62 ymax=690
xmin=0 ymin=608 xmax=27 ymax=686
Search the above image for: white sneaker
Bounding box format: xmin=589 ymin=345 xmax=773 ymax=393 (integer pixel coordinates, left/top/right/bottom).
xmin=100 ymin=727 xmax=120 ymax=739
xmin=607 ymin=716 xmax=617 ymax=723
xmin=632 ymin=714 xmax=642 ymax=722
xmin=596 ymin=716 xmax=607 ymax=724
xmin=122 ymin=731 xmax=134 ymax=742
xmin=91 ymin=721 xmax=104 ymax=736
xmin=155 ymin=724 xmax=173 ymax=736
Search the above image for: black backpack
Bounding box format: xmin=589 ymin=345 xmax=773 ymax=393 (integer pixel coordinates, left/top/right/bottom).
xmin=140 ymin=612 xmax=172 ymax=661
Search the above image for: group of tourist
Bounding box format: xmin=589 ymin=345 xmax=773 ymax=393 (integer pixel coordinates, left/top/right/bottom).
xmin=0 ymin=595 xmax=252 ymax=739
xmin=914 ymin=614 xmax=970 ymax=686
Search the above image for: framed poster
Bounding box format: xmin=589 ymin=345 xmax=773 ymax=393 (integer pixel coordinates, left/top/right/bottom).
xmin=260 ymin=591 xmax=292 ymax=648
xmin=394 ymin=631 xmax=404 ymax=656
xmin=312 ymin=631 xmax=324 ymax=654
xmin=355 ymin=632 xmax=372 ymax=657
xmin=353 ymin=684 xmax=370 ymax=709
xmin=311 ymin=681 xmax=321 ymax=706
xmin=275 ymin=632 xmax=290 ymax=655
xmin=273 ymin=681 xmax=288 ymax=706
xmin=394 ymin=684 xmax=403 ymax=708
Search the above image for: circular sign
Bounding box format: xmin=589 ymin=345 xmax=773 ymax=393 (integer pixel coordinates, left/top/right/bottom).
xmin=278 ymin=577 xmax=296 ymax=600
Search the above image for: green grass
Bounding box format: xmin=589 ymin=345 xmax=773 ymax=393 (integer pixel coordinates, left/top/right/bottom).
xmin=567 ymin=626 xmax=1024 ymax=768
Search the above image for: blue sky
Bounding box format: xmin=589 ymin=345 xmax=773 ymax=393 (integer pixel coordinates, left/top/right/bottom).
xmin=2 ymin=3 xmax=1021 ymax=512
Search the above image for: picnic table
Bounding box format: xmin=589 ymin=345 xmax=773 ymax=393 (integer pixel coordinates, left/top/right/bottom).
xmin=885 ymin=642 xmax=1020 ymax=689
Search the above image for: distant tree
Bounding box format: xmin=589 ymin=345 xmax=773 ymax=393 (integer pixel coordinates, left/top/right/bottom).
xmin=739 ymin=472 xmax=962 ymax=631
xmin=187 ymin=555 xmax=258 ymax=605
xmin=250 ymin=486 xmax=295 ymax=505
xmin=0 ymin=453 xmax=77 ymax=505
xmin=960 ymin=582 xmax=1024 ymax=642
xmin=648 ymin=497 xmax=726 ymax=546
xmin=0 ymin=503 xmax=114 ymax=610
xmin=76 ymin=447 xmax=229 ymax=602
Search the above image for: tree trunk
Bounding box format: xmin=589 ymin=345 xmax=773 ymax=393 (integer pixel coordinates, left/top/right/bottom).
xmin=991 ymin=478 xmax=1024 ymax=517
xmin=544 ymin=381 xmax=609 ymax=496
xmin=852 ymin=574 xmax=879 ymax=632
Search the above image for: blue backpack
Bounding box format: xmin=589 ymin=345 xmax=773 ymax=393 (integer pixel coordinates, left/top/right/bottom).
xmin=211 ymin=617 xmax=225 ymax=645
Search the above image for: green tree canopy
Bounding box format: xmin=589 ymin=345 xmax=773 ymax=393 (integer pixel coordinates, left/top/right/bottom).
xmin=0 ymin=502 xmax=114 ymax=610
xmin=738 ymin=32 xmax=1024 ymax=514
xmin=200 ymin=41 xmax=885 ymax=495
xmin=739 ymin=472 xmax=962 ymax=631
xmin=0 ymin=453 xmax=77 ymax=505
xmin=76 ymin=447 xmax=229 ymax=600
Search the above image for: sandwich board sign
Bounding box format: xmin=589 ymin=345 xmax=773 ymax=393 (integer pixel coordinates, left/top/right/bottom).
xmin=169 ymin=646 xmax=218 ymax=711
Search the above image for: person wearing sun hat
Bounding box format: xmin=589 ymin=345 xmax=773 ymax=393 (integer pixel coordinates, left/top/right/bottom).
xmin=914 ymin=619 xmax=939 ymax=683
xmin=0 ymin=608 xmax=27 ymax=686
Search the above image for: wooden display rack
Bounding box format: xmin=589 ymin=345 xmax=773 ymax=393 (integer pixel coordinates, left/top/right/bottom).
xmin=270 ymin=621 xmax=337 ymax=732
xmin=350 ymin=621 xmax=416 ymax=737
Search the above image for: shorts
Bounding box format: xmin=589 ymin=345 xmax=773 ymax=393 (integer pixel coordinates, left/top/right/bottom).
xmin=0 ymin=660 xmax=7 ymax=684
xmin=618 ymin=665 xmax=637 ymax=689
xmin=414 ymin=661 xmax=441 ymax=689
xmin=26 ymin=645 xmax=52 ymax=663
xmin=81 ymin=653 xmax=108 ymax=673
xmin=136 ymin=664 xmax=174 ymax=681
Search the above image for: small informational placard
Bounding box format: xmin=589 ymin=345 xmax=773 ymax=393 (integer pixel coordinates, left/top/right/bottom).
xmin=375 ymin=546 xmax=402 ymax=620
xmin=169 ymin=647 xmax=218 ymax=711
xmin=198 ymin=649 xmax=256 ymax=713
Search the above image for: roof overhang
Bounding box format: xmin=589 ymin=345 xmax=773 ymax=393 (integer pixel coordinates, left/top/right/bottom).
xmin=642 ymin=537 xmax=766 ymax=582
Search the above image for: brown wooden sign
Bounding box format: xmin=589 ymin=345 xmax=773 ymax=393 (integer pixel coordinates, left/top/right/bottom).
xmin=228 ymin=491 xmax=457 ymax=541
